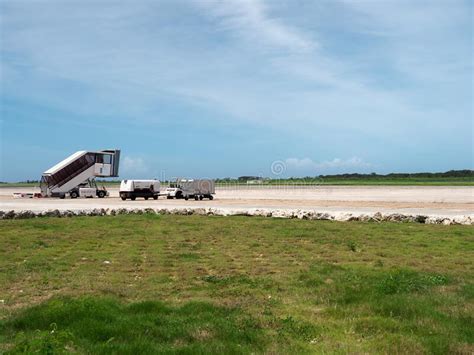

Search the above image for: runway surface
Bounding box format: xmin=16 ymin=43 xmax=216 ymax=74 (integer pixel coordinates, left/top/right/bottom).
xmin=1 ymin=186 xmax=473 ymax=218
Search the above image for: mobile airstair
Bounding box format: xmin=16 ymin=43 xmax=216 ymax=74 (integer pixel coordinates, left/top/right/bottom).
xmin=40 ymin=149 xmax=120 ymax=198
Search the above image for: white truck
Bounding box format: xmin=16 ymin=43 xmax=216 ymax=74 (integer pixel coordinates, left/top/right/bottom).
xmin=120 ymin=180 xmax=160 ymax=200
xmin=71 ymin=180 xmax=109 ymax=199
xmin=166 ymin=178 xmax=215 ymax=200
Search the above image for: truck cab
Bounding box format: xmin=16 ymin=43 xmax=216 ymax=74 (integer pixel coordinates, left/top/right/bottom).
xmin=165 ymin=182 xmax=183 ymax=199
xmin=64 ymin=180 xmax=108 ymax=199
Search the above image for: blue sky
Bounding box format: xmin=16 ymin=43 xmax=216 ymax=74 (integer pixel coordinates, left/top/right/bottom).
xmin=0 ymin=0 xmax=472 ymax=181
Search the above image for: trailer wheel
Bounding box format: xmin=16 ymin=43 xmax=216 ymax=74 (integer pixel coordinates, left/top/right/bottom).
xmin=199 ymin=195 xmax=203 ymax=200
xmin=144 ymin=197 xmax=149 ymax=200
xmin=153 ymin=195 xmax=158 ymax=200
xmin=167 ymin=196 xmax=173 ymax=199
xmin=131 ymin=196 xmax=136 ymax=201
xmin=97 ymin=190 xmax=106 ymax=198
xmin=70 ymin=191 xmax=79 ymax=199
xmin=121 ymin=197 xmax=126 ymax=201
xmin=209 ymin=195 xmax=214 ymax=200
xmin=194 ymin=195 xmax=199 ymax=201
xmin=184 ymin=196 xmax=189 ymax=201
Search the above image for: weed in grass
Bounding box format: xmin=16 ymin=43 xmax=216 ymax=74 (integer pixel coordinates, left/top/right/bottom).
xmin=33 ymin=240 xmax=49 ymax=249
xmin=376 ymin=269 xmax=449 ymax=295
xmin=177 ymin=253 xmax=201 ymax=261
xmin=374 ymin=260 xmax=384 ymax=268
xmin=11 ymin=323 xmax=75 ymax=354
xmin=277 ymin=316 xmax=321 ymax=342
xmin=347 ymin=241 xmax=358 ymax=252
xmin=202 ymin=275 xmax=257 ymax=287
xmin=459 ymin=284 xmax=474 ymax=300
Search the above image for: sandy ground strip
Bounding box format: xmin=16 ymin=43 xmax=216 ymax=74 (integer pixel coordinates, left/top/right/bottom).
xmin=1 ymin=186 xmax=472 ymax=218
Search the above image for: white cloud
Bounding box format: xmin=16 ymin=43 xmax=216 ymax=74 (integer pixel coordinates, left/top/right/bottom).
xmin=316 ymin=157 xmax=372 ymax=170
xmin=285 ymin=157 xmax=372 ymax=174
xmin=284 ymin=157 xmax=317 ymax=169
xmin=121 ymin=156 xmax=149 ymax=176
xmin=196 ymin=0 xmax=316 ymax=53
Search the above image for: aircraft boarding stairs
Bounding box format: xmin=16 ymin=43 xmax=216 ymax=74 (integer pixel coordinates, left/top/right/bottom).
xmin=40 ymin=150 xmax=120 ymax=197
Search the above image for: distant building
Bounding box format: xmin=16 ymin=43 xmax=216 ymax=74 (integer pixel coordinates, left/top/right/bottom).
xmin=237 ymin=176 xmax=270 ymax=184
xmin=238 ymin=176 xmax=261 ymax=181
xmin=246 ymin=179 xmax=263 ymax=185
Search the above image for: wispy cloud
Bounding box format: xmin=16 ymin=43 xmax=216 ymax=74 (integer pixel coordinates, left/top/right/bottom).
xmin=196 ymin=0 xmax=316 ymax=53
xmin=285 ymin=157 xmax=372 ymax=174
xmin=122 ymin=156 xmax=149 ymax=176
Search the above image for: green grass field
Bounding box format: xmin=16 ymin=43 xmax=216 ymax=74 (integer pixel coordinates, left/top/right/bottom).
xmin=0 ymin=215 xmax=473 ymax=353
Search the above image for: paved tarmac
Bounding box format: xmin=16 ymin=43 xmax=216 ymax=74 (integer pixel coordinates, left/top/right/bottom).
xmin=1 ymin=186 xmax=472 ymax=218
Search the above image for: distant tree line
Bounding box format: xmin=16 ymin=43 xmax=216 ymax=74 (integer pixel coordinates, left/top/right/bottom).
xmin=237 ymin=176 xmax=264 ymax=181
xmin=215 ymin=170 xmax=473 ymax=182
xmin=3 ymin=170 xmax=472 ymax=184
xmin=319 ymin=170 xmax=473 ymax=180
xmin=0 ymin=180 xmax=40 ymax=184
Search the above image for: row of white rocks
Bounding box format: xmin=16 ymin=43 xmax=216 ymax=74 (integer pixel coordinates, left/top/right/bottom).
xmin=0 ymin=208 xmax=472 ymax=225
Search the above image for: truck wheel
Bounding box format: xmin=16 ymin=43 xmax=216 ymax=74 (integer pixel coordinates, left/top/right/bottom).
xmin=167 ymin=196 xmax=173 ymax=199
xmin=209 ymin=195 xmax=214 ymax=200
xmin=194 ymin=195 xmax=199 ymax=201
xmin=131 ymin=196 xmax=136 ymax=201
xmin=199 ymin=195 xmax=203 ymax=200
xmin=70 ymin=191 xmax=79 ymax=199
xmin=153 ymin=195 xmax=158 ymax=200
xmin=144 ymin=197 xmax=149 ymax=200
xmin=97 ymin=190 xmax=106 ymax=198
xmin=185 ymin=196 xmax=189 ymax=201
xmin=121 ymin=197 xmax=126 ymax=201
xmin=60 ymin=194 xmax=66 ymax=199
